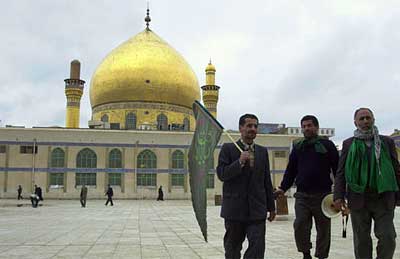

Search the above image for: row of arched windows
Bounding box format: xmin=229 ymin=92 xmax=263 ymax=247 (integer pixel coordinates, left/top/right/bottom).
xmin=49 ymin=148 xmax=215 ymax=188
xmin=50 ymin=148 xmax=185 ymax=169
xmin=100 ymin=113 xmax=190 ymax=131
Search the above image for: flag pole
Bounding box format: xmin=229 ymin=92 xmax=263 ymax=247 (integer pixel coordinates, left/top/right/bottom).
xmin=224 ymin=130 xmax=243 ymax=152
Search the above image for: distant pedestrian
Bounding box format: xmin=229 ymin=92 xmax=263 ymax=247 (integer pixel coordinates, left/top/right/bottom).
xmin=157 ymin=186 xmax=164 ymax=201
xmin=17 ymin=185 xmax=23 ymax=200
xmin=35 ymin=185 xmax=43 ymax=201
xmin=30 ymin=184 xmax=42 ymax=208
xmin=30 ymin=194 xmax=39 ymax=208
xmin=80 ymin=185 xmax=88 ymax=207
xmin=105 ymin=184 xmax=114 ymax=206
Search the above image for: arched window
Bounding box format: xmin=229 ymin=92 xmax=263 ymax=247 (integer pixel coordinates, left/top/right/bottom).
xmin=76 ymin=148 xmax=97 ymax=186
xmin=171 ymin=150 xmax=184 ymax=169
xmin=171 ymin=174 xmax=184 ymax=186
xmin=51 ymin=148 xmax=65 ymax=168
xmin=183 ymin=118 xmax=190 ymax=131
xmin=137 ymin=150 xmax=157 ymax=186
xmin=101 ymin=114 xmax=109 ymax=123
xmin=76 ymin=148 xmax=97 ymax=168
xmin=50 ymin=148 xmax=65 ymax=186
xmin=109 ymin=149 xmax=122 ymax=168
xmin=125 ymin=113 xmax=137 ymax=129
xmin=157 ymin=114 xmax=168 ymax=130
xmin=137 ymin=150 xmax=157 ymax=168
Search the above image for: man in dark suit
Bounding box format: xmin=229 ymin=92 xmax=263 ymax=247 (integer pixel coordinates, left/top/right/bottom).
xmin=275 ymin=115 xmax=339 ymax=259
xmin=217 ymin=114 xmax=276 ymax=259
xmin=334 ymin=108 xmax=400 ymax=259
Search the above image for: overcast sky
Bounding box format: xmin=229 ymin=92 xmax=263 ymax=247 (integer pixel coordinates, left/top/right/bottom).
xmin=1 ymin=0 xmax=399 ymax=145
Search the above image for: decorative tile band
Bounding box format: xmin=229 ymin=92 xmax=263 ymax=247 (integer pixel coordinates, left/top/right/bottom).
xmin=0 ymin=140 xmax=290 ymax=151
xmin=0 ymin=167 xmax=285 ymax=174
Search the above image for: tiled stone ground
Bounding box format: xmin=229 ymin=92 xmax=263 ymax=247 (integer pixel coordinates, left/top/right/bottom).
xmin=0 ymin=198 xmax=399 ymax=258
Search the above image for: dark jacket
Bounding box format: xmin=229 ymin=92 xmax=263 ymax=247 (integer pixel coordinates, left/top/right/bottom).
xmin=80 ymin=186 xmax=88 ymax=199
xmin=217 ymin=141 xmax=275 ymax=221
xmin=35 ymin=187 xmax=43 ymax=201
xmin=106 ymin=187 xmax=113 ymax=197
xmin=334 ymin=135 xmax=400 ymax=210
xmin=280 ymin=138 xmax=339 ymax=193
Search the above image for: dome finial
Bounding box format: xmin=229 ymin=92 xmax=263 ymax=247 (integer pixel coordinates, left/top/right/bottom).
xmin=145 ymin=2 xmax=151 ymax=30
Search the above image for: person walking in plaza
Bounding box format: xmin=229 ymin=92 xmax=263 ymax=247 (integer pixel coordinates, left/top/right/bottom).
xmin=217 ymin=114 xmax=276 ymax=259
xmin=105 ymin=184 xmax=114 ymax=206
xmin=30 ymin=194 xmax=39 ymax=207
xmin=17 ymin=185 xmax=23 ymax=200
xmin=334 ymin=108 xmax=400 ymax=259
xmin=157 ymin=186 xmax=164 ymax=201
xmin=35 ymin=185 xmax=43 ymax=202
xmin=274 ymin=115 xmax=339 ymax=259
xmin=80 ymin=184 xmax=88 ymax=207
xmin=30 ymin=184 xmax=42 ymax=208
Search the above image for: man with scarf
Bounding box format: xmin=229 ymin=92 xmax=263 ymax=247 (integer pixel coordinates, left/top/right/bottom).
xmin=334 ymin=108 xmax=400 ymax=259
xmin=275 ymin=115 xmax=339 ymax=259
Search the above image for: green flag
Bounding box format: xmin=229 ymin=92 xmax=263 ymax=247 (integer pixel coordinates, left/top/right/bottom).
xmin=188 ymin=101 xmax=224 ymax=242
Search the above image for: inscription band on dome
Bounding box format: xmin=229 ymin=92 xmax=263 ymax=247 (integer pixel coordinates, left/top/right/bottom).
xmin=93 ymin=102 xmax=195 ymax=116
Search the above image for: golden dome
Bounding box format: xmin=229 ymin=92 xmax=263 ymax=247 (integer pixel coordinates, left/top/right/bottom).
xmin=90 ymin=29 xmax=200 ymax=109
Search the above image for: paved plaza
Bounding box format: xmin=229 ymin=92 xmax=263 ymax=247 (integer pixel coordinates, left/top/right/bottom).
xmin=0 ymin=198 xmax=399 ymax=259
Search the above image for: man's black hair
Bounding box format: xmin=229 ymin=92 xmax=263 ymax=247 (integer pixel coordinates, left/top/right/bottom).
xmin=239 ymin=114 xmax=259 ymax=126
xmin=300 ymin=115 xmax=319 ymax=127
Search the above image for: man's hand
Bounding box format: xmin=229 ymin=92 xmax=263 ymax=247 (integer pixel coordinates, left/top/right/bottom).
xmin=239 ymin=151 xmax=250 ymax=166
xmin=267 ymin=211 xmax=276 ymax=222
xmin=273 ymin=187 xmax=285 ymax=197
xmin=333 ymin=199 xmax=344 ymax=211
xmin=333 ymin=199 xmax=349 ymax=215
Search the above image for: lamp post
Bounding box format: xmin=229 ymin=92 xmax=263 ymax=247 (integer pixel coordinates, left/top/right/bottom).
xmin=31 ymin=138 xmax=37 ymax=192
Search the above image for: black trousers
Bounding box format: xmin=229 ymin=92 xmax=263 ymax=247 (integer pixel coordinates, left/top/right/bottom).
xmin=293 ymin=192 xmax=331 ymax=259
xmin=80 ymin=198 xmax=86 ymax=207
xmin=224 ymin=219 xmax=266 ymax=259
xmin=30 ymin=197 xmax=39 ymax=208
xmin=105 ymin=196 xmax=113 ymax=206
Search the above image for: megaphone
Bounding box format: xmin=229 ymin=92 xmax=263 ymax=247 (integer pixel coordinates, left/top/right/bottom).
xmin=321 ymin=193 xmax=341 ymax=218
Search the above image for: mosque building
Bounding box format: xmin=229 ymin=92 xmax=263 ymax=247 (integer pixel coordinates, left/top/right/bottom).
xmin=0 ymin=10 xmax=334 ymax=199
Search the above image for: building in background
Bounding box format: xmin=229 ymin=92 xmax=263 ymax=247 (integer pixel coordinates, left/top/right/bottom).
xmin=0 ymin=10 xmax=331 ymax=199
xmin=391 ymin=129 xmax=400 ymax=157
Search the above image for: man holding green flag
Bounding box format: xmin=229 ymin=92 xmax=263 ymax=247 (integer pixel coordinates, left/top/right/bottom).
xmin=334 ymin=108 xmax=400 ymax=259
xmin=217 ymin=113 xmax=276 ymax=259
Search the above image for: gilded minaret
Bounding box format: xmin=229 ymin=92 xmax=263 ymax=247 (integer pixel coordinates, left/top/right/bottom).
xmin=65 ymin=60 xmax=85 ymax=128
xmin=201 ymin=60 xmax=220 ymax=118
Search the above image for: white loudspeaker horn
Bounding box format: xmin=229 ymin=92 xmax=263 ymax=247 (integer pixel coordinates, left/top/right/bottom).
xmin=321 ymin=193 xmax=341 ymax=218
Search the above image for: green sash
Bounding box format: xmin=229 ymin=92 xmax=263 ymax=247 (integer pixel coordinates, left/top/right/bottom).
xmin=295 ymin=136 xmax=327 ymax=154
xmin=345 ymin=138 xmax=398 ymax=193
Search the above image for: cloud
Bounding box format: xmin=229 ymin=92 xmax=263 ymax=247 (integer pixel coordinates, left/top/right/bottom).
xmin=1 ymin=0 xmax=399 ymax=145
